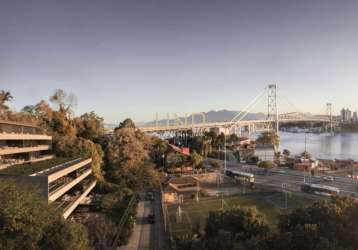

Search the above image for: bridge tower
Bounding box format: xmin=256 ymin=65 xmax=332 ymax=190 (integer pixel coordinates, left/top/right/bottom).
xmin=267 ymin=84 xmax=279 ymax=134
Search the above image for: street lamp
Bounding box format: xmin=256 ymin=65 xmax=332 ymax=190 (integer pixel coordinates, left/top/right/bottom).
xmin=161 ymin=154 xmax=165 ymax=170
xmin=224 ymin=129 xmax=227 ymax=172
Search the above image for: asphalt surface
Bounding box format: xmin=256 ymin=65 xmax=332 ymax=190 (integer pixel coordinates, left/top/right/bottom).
xmin=207 ymin=158 xmax=358 ymax=196
xmin=119 ymin=190 xmax=168 ymax=250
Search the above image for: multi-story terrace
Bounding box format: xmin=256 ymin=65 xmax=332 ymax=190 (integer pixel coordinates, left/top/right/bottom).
xmin=0 ymin=157 xmax=96 ymax=219
xmin=0 ymin=120 xmax=53 ymax=169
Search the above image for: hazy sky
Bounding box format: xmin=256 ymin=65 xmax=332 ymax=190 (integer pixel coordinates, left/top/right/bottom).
xmin=1 ymin=0 xmax=358 ymax=123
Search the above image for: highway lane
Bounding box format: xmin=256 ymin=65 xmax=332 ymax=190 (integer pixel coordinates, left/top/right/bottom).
xmin=207 ymin=159 xmax=358 ymax=196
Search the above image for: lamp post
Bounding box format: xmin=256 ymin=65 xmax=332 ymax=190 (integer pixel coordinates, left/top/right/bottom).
xmin=224 ymin=130 xmax=227 ymax=172
xmin=161 ymin=154 xmax=165 ymax=171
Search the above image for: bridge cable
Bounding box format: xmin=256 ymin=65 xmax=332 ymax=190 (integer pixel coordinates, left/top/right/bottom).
xmin=229 ymin=88 xmax=266 ymax=123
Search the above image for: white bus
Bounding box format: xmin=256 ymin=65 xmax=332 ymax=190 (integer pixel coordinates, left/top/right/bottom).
xmin=225 ymin=170 xmax=255 ymax=183
xmin=301 ymin=183 xmax=340 ymax=196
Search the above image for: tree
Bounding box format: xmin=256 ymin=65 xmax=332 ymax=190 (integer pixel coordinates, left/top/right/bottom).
xmin=229 ymin=133 xmax=239 ymax=145
xmin=151 ymin=138 xmax=168 ymax=166
xmin=55 ymin=136 xmax=104 ymax=180
xmin=282 ymin=149 xmax=290 ymax=159
xmin=258 ymin=161 xmax=274 ymax=169
xmin=117 ymin=118 xmax=136 ymax=129
xmin=104 ymin=119 xmax=156 ymax=191
xmin=204 ymin=206 xmax=269 ymax=248
xmin=40 ymin=219 xmax=89 ymax=250
xmin=0 ymin=90 xmax=13 ymax=113
xmin=50 ymin=89 xmax=77 ymax=118
xmin=74 ymin=111 xmax=105 ymax=143
xmin=300 ymin=151 xmax=312 ymax=160
xmin=210 ymin=160 xmax=223 ymax=170
xmin=0 ymin=180 xmax=90 ymax=250
xmin=21 ymin=105 xmax=36 ymax=116
xmin=256 ymin=132 xmax=280 ymax=148
xmin=216 ymin=133 xmax=226 ymax=150
xmin=191 ymin=151 xmax=204 ymax=171
xmin=277 ymin=197 xmax=358 ymax=250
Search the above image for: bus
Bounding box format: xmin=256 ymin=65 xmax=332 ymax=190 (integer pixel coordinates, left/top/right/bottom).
xmin=225 ymin=170 xmax=255 ymax=184
xmin=301 ymin=183 xmax=340 ymax=196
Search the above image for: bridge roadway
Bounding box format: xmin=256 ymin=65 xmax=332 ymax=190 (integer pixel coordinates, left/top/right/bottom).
xmin=140 ymin=115 xmax=336 ymax=133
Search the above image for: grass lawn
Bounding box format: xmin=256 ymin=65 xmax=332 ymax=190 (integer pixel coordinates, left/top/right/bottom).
xmin=166 ymin=189 xmax=315 ymax=237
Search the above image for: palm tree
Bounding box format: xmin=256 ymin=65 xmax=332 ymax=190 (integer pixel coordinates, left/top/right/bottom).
xmin=0 ymin=90 xmax=13 ymax=113
xmin=152 ymin=139 xmax=168 ymax=167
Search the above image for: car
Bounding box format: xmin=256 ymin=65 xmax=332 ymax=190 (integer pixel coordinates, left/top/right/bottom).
xmin=145 ymin=191 xmax=154 ymax=201
xmin=147 ymin=213 xmax=155 ymax=224
xmin=323 ymin=176 xmax=334 ymax=182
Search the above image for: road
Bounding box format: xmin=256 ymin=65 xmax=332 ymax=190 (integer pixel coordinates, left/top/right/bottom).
xmin=206 ymin=159 xmax=358 ymax=196
xmin=119 ymin=190 xmax=168 ymax=250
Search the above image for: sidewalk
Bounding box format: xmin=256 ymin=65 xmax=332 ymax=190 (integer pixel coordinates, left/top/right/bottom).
xmin=119 ymin=199 xmax=149 ymax=250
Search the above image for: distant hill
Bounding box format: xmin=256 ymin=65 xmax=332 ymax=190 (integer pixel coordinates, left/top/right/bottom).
xmin=144 ymin=109 xmax=266 ymax=126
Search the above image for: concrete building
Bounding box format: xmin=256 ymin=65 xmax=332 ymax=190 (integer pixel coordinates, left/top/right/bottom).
xmin=353 ymin=111 xmax=358 ymax=122
xmin=0 ymin=120 xmax=53 ymax=169
xmin=255 ymin=144 xmax=275 ymax=162
xmin=0 ymin=157 xmax=96 ymax=219
xmin=164 ymin=176 xmax=200 ymax=203
xmin=341 ymin=108 xmax=352 ymax=122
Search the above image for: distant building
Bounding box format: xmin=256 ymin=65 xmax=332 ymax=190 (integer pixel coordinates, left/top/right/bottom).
xmin=353 ymin=111 xmax=358 ymax=122
xmin=255 ymin=144 xmax=275 ymax=162
xmin=163 ymin=176 xmax=200 ymax=203
xmin=341 ymin=108 xmax=352 ymax=122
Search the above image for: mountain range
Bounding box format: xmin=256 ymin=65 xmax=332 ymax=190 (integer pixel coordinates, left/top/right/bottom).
xmin=143 ymin=109 xmax=266 ymax=126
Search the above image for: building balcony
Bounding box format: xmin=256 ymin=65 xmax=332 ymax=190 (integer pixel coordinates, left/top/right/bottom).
xmin=48 ymin=168 xmax=93 ymax=202
xmin=0 ymin=155 xmax=54 ymax=170
xmin=62 ymin=180 xmax=97 ymax=219
xmin=0 ymin=132 xmax=52 ymax=141
xmin=32 ymin=158 xmax=92 ymax=183
xmin=0 ymin=145 xmax=51 ymax=156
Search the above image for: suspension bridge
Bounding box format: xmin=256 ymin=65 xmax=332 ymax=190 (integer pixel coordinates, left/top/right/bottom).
xmin=139 ymin=84 xmax=338 ymax=135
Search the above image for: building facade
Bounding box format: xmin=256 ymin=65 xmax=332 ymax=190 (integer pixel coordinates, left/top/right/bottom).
xmin=255 ymin=144 xmax=275 ymax=162
xmin=0 ymin=120 xmax=53 ymax=169
xmin=0 ymin=157 xmax=96 ymax=219
xmin=341 ymin=108 xmax=352 ymax=122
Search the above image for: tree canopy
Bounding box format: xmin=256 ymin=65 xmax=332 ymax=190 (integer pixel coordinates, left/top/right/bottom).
xmin=0 ymin=180 xmax=89 ymax=250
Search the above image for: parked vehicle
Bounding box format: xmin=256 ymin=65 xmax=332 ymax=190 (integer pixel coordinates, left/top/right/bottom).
xmin=145 ymin=191 xmax=154 ymax=201
xmin=147 ymin=213 xmax=155 ymax=224
xmin=301 ymin=183 xmax=339 ymax=196
xmin=323 ymin=176 xmax=334 ymax=182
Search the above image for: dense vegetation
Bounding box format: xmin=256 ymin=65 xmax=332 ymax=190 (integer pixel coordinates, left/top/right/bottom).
xmin=0 ymin=89 xmax=163 ymax=249
xmin=0 ymin=180 xmax=89 ymax=250
xmin=174 ymin=197 xmax=358 ymax=250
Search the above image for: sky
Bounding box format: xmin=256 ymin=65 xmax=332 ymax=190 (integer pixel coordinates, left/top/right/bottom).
xmin=1 ymin=0 xmax=358 ymax=124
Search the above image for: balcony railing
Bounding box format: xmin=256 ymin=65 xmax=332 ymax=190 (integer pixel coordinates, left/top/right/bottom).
xmin=48 ymin=168 xmax=92 ymax=202
xmin=0 ymin=132 xmax=52 ymax=141
xmin=0 ymin=155 xmax=54 ymax=170
xmin=62 ymin=180 xmax=97 ymax=219
xmin=0 ymin=145 xmax=51 ymax=156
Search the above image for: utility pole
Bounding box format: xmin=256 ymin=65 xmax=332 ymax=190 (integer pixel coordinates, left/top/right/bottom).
xmin=326 ymin=103 xmax=333 ymax=134
xmin=224 ymin=129 xmax=227 ymax=172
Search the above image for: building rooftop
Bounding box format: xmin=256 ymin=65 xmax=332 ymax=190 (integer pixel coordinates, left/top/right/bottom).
xmin=168 ymin=176 xmax=199 ymax=185
xmin=255 ymin=144 xmax=275 ymax=149
xmin=0 ymin=157 xmax=77 ymax=176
